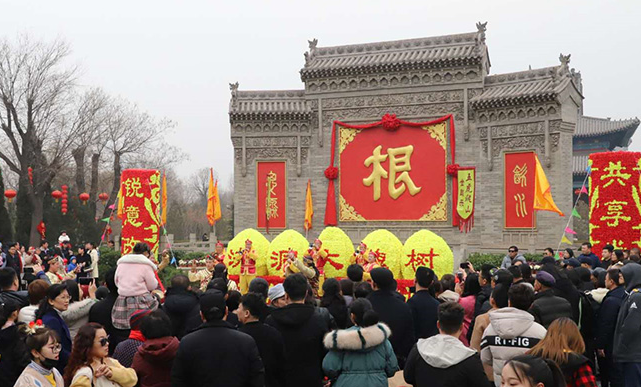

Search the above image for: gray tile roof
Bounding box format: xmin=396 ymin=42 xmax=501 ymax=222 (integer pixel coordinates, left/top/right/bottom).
xmin=573 ymin=154 xmax=590 ymax=175
xmin=575 ymin=115 xmax=640 ymax=138
xmin=300 ymin=32 xmax=487 ymax=80
xmin=229 ymin=90 xmax=311 ymax=120
xmin=471 ymin=66 xmax=575 ymax=109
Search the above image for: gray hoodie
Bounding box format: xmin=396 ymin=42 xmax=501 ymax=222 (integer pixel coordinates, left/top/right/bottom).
xmin=613 ymin=262 xmax=641 ymax=362
xmin=480 ymin=307 xmax=547 ymax=386
xmin=501 ymin=254 xmax=526 ymax=269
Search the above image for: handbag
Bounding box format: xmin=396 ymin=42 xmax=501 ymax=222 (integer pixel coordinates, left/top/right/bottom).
xmin=72 ymin=365 xmax=121 ymax=387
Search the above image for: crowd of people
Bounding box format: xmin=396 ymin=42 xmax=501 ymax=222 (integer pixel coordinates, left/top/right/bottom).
xmin=0 ymin=235 xmax=640 ymax=387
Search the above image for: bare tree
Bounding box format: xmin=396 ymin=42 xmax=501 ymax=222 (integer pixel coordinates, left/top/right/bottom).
xmin=0 ymin=35 xmax=85 ymax=245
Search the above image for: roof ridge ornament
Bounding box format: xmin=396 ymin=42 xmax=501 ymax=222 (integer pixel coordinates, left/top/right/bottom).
xmin=304 ymin=38 xmax=318 ymax=65
xmin=476 ymin=22 xmax=487 ymax=44
xmin=558 ymin=53 xmax=571 ymax=77
xmin=229 ymin=82 xmax=239 ymax=106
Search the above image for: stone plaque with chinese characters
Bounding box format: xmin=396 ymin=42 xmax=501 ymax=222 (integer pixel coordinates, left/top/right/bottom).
xmin=589 ymin=151 xmax=641 ymax=253
xmin=256 ymin=161 xmax=287 ymax=229
xmin=120 ymin=169 xmax=161 ymax=257
xmin=504 ymin=152 xmax=536 ymax=229
xmin=338 ymin=123 xmax=447 ymax=221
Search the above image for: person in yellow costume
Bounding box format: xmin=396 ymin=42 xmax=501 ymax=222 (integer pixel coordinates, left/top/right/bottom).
xmin=362 ymin=250 xmax=381 ymax=281
xmin=284 ymin=249 xmax=320 ymax=298
xmin=311 ymin=239 xmax=328 ymax=295
xmin=353 ymin=242 xmax=369 ymax=266
xmin=213 ymin=241 xmax=226 ymax=265
xmin=188 ymin=254 xmax=216 ymax=292
xmin=238 ymin=239 xmax=258 ymax=294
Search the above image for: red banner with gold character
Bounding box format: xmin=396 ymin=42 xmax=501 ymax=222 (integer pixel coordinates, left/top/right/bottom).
xmin=589 ymin=151 xmax=641 ymax=253
xmin=257 ymin=161 xmax=287 ymax=229
xmin=456 ymin=167 xmax=475 ymax=232
xmin=120 ymin=169 xmax=161 ymax=257
xmin=504 ymin=152 xmax=536 ymax=229
xmin=339 ymin=122 xmax=447 ymax=221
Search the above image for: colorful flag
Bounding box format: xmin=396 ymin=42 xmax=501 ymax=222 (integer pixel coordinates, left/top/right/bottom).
xmin=161 ymin=172 xmax=168 ymax=226
xmin=561 ymin=235 xmax=572 ymax=244
xmin=304 ymin=180 xmax=313 ymax=231
xmin=116 ymin=185 xmax=125 ymax=219
xmin=571 ymin=208 xmax=581 ymax=219
xmin=580 ymin=186 xmax=588 ymax=195
xmin=212 ymin=180 xmax=222 ymax=224
xmin=206 ymin=168 xmax=219 ymax=226
xmin=533 ymin=155 xmax=564 ymax=216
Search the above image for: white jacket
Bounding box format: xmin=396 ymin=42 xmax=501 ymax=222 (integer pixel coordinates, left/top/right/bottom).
xmin=62 ymin=298 xmax=97 ymax=339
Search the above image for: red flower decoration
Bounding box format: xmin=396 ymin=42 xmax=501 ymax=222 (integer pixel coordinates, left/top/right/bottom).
xmin=447 ymin=164 xmax=460 ymax=176
xmin=324 ymin=166 xmax=339 ymax=180
xmin=35 ymin=319 xmax=42 ymax=325
xmin=381 ymin=113 xmax=401 ymax=131
xmin=29 ymin=321 xmax=35 ymax=328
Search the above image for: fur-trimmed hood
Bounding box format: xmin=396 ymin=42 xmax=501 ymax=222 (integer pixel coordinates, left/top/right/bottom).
xmin=324 ymin=323 xmax=391 ymax=352
xmin=117 ymin=254 xmax=157 ymax=270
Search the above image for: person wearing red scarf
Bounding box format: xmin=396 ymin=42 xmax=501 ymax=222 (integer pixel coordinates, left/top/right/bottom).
xmin=112 ymin=309 xmax=152 ymax=368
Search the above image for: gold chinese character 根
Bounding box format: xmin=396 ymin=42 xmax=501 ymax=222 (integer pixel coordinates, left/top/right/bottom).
xmin=265 ymin=171 xmax=279 ymax=220
xmin=601 ymin=161 xmax=631 ymax=188
xmin=363 ymin=145 xmax=422 ymax=201
xmin=513 ymin=164 xmax=528 ymax=188
xmin=123 ymin=178 xmax=144 ymax=198
xmin=600 ymin=200 xmax=631 ymax=227
xmin=514 ymin=193 xmax=528 ymax=218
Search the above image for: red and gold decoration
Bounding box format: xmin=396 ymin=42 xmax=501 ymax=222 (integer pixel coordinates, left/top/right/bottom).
xmin=361 ymin=229 xmax=403 ymax=278
xmin=61 ymin=185 xmax=68 ymax=215
xmin=589 ymin=151 xmax=641 ymax=253
xmin=266 ymin=229 xmax=308 ymax=276
xmin=456 ymin=167 xmax=476 ymax=232
xmin=317 ymin=227 xmax=353 ymax=278
xmin=257 ymin=161 xmax=287 ymax=230
xmin=28 ymin=167 xmax=33 ymax=186
xmin=51 ymin=190 xmax=62 ymax=203
xmin=98 ymin=192 xmax=109 ymax=204
xmin=227 ymin=228 xmax=269 ymax=276
xmin=325 ymin=114 xmax=456 ymax=225
xmin=79 ymin=192 xmax=90 ymax=205
xmin=119 ymin=169 xmax=161 ymax=257
xmin=504 ymin=152 xmax=536 ymax=228
xmin=37 ymin=221 xmax=46 ymax=239
xmin=401 ymin=229 xmax=454 ymax=280
xmin=4 ymin=189 xmax=16 ymax=203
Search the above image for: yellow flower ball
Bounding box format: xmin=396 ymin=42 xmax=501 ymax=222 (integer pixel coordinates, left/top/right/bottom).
xmin=317 ymin=227 xmax=354 ymax=278
xmin=227 ymin=229 xmax=270 ymax=276
xmin=402 ymin=229 xmax=453 ymax=280
xmin=362 ymin=229 xmax=403 ymax=279
xmin=266 ymin=230 xmax=309 ymax=276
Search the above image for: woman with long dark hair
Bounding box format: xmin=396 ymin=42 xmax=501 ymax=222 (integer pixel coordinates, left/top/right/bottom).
xmin=213 ymin=263 xmax=238 ymax=292
xmin=65 ymin=323 xmax=137 ymax=387
xmin=321 ymin=278 xmax=349 ymax=329
xmin=502 ymin=355 xmax=566 ymax=387
xmin=14 ymin=326 xmax=65 ymax=387
xmin=323 ymin=298 xmax=398 ymax=386
xmin=528 ymin=318 xmax=597 ymax=387
xmin=36 ymin=284 xmax=72 ymax=373
xmin=458 ymin=273 xmax=480 ymax=346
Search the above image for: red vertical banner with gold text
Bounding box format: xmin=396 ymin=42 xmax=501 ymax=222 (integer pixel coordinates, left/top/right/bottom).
xmin=504 ymin=152 xmax=536 ymax=229
xmin=120 ymin=169 xmax=161 ymax=257
xmin=257 ymin=161 xmax=287 ymax=229
xmin=589 ymin=151 xmax=641 ymax=253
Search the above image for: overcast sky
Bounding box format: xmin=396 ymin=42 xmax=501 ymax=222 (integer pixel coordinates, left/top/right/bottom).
xmin=2 ymin=0 xmax=639 ymax=184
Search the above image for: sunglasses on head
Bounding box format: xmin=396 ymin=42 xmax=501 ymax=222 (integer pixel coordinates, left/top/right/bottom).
xmin=99 ymin=337 xmax=109 ymax=347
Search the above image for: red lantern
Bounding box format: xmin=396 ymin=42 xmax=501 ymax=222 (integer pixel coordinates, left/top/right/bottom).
xmin=51 ymin=190 xmax=63 ymax=202
xmin=4 ymin=189 xmax=17 ymax=203
xmin=98 ymin=192 xmax=109 ymax=204
xmin=79 ymin=193 xmax=90 ymax=205
xmin=28 ymin=167 xmax=33 ymax=185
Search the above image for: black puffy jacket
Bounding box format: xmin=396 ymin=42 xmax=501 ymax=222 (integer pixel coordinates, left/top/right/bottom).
xmin=162 ymin=287 xmax=202 ymax=339
xmin=529 ymin=289 xmax=573 ymax=328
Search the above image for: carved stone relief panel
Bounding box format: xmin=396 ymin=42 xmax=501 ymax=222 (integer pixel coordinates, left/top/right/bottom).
xmin=321 ymin=91 xmax=464 ymax=109
xmin=322 ymin=103 xmax=464 ymax=123
xmin=475 ymin=104 xmax=559 ymax=124
xmin=480 ymin=134 xmax=560 ymax=158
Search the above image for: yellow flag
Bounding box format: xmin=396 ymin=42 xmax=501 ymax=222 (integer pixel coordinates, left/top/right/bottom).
xmin=533 ymin=155 xmax=564 ymax=216
xmin=561 ymin=235 xmax=572 ymax=244
xmin=160 ymin=172 xmax=168 ymax=226
xmin=116 ymin=184 xmax=125 ymax=220
xmin=304 ymin=180 xmax=313 ymax=231
xmin=212 ymin=180 xmax=222 ymax=223
xmin=206 ymin=168 xmax=216 ymax=226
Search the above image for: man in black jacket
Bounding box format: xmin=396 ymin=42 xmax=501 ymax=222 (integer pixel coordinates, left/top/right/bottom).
xmin=368 ymin=267 xmax=415 ymax=369
xmin=613 ymin=262 xmax=641 ymax=386
xmin=265 ymin=273 xmax=330 ymax=387
xmin=172 ymin=290 xmax=264 ymax=387
xmin=597 ymin=268 xmax=625 ymax=387
xmin=163 ymin=274 xmax=202 ymax=339
xmin=529 ymin=271 xmax=572 ymax=328
xmin=238 ymin=292 xmax=286 ymax=387
xmin=88 ymin=269 xmax=129 ymax=354
xmin=0 ymin=268 xmax=29 ymax=308
xmin=404 ymin=302 xmax=491 ymax=387
xmin=407 ymin=266 xmax=439 ymax=339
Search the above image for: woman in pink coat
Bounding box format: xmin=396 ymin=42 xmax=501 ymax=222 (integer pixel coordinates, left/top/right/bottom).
xmin=457 ymin=272 xmax=481 ymax=346
xmin=111 ymin=243 xmax=159 ymax=330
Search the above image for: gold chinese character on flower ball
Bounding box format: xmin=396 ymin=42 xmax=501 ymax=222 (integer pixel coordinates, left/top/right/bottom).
xmin=514 ymin=193 xmax=528 ymax=218
xmin=600 ymin=200 xmax=631 ymax=227
xmin=513 ymin=164 xmax=528 ymax=187
xmin=124 ymin=206 xmax=143 ymax=227
xmin=363 ymin=145 xmax=422 ymax=201
xmin=123 ymin=177 xmax=144 ymax=198
xmin=601 ymin=161 xmax=631 ymax=187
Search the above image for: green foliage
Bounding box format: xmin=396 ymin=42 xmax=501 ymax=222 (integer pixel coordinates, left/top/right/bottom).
xmin=97 ymin=247 xmax=121 ymax=282
xmin=158 ymin=265 xmax=182 ymax=288
xmin=183 ymin=251 xmax=207 ymax=261
xmin=0 ymin=169 xmax=13 ymax=244
xmin=468 ymin=252 xmax=544 ymax=268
